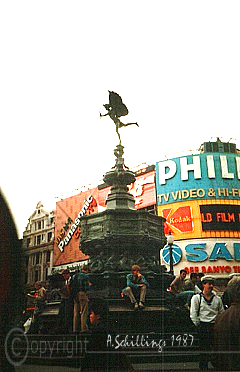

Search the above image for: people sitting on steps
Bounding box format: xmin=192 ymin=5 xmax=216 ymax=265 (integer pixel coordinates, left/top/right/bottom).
xmin=122 ymin=264 xmax=149 ymax=310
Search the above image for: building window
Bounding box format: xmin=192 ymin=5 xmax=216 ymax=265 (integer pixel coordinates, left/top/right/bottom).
xmin=35 ymin=268 xmax=40 ymax=282
xmin=25 ymin=271 xmax=28 ymax=284
xmin=36 ymin=252 xmax=40 ymax=264
xmin=27 ymin=238 xmax=31 ymax=248
xmin=38 ymin=221 xmax=41 ymax=230
xmin=36 ymin=235 xmax=41 ymax=245
xmin=47 ymin=232 xmax=52 ymax=242
xmin=46 ymin=250 xmax=51 ymax=262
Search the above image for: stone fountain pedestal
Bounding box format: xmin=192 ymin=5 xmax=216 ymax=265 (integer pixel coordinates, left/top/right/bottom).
xmin=79 ymin=145 xmax=195 ymax=337
xmin=80 ymin=145 xmax=172 ymax=303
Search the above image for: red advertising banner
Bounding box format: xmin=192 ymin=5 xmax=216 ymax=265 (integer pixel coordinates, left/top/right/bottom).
xmin=158 ymin=200 xmax=240 ymax=240
xmin=98 ymin=170 xmax=156 ymax=209
xmin=162 ymin=205 xmax=194 ymax=235
xmin=54 ymin=187 xmax=99 ymax=267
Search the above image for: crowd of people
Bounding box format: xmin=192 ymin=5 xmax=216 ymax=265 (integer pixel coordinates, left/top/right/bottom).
xmin=28 ymin=265 xmax=135 ymax=371
xmin=27 ymin=264 xmax=240 ymax=371
xmin=170 ymin=269 xmax=240 ymax=370
xmin=29 ymin=264 xmax=149 ymax=332
xmin=26 ymin=265 xmax=91 ymax=334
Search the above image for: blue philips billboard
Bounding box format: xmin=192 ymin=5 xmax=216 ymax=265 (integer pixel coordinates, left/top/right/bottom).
xmin=156 ymin=153 xmax=240 ymax=206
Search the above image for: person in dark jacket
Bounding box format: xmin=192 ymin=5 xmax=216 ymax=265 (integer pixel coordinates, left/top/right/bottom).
xmin=213 ymin=276 xmax=240 ymax=370
xmin=81 ymin=299 xmax=135 ymax=371
xmin=184 ymin=273 xmax=198 ymax=291
xmin=59 ymin=269 xmax=73 ymax=333
xmin=72 ymin=265 xmax=90 ymax=332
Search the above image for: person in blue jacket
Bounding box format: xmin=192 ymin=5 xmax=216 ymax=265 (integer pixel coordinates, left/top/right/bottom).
xmin=123 ymin=264 xmax=149 ymax=310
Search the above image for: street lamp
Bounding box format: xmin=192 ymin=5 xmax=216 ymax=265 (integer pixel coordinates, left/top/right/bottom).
xmin=167 ymin=231 xmax=174 ymax=275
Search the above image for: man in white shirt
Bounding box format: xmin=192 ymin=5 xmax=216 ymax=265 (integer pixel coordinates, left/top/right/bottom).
xmin=190 ymin=275 xmax=224 ymax=370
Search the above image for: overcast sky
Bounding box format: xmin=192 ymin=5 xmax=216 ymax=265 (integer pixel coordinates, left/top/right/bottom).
xmin=1 ymin=1 xmax=240 ymax=238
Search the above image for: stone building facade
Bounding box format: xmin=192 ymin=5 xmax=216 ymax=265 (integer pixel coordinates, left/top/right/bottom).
xmin=22 ymin=201 xmax=55 ymax=288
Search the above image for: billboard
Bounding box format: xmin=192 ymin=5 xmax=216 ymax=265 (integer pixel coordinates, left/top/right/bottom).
xmin=98 ymin=170 xmax=156 ymax=209
xmin=156 ymin=153 xmax=240 ymax=240
xmin=158 ymin=200 xmax=240 ymax=241
xmin=161 ymin=238 xmax=240 ymax=275
xmin=200 ymin=204 xmax=240 ymax=231
xmin=54 ymin=187 xmax=99 ymax=267
xmin=156 ymin=153 xmax=240 ymax=205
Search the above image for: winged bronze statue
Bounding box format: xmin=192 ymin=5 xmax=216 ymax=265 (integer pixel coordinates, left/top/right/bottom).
xmin=100 ymin=91 xmax=139 ymax=143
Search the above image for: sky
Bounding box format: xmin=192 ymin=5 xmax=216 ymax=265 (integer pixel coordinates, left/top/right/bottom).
xmin=1 ymin=1 xmax=240 ymax=238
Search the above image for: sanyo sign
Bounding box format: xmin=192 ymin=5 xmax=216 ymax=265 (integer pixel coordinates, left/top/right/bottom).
xmin=156 ymin=153 xmax=240 ymax=205
xmin=161 ymin=239 xmax=240 ymax=275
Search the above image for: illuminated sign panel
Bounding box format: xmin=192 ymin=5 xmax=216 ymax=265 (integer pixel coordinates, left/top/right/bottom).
xmin=156 ymin=153 xmax=240 ymax=205
xmin=157 ymin=151 xmax=240 ymax=276
xmin=200 ymin=204 xmax=240 ymax=231
xmin=156 ymin=152 xmax=240 ymax=241
xmin=158 ymin=200 xmax=200 ymax=240
xmin=162 ymin=205 xmax=194 ymax=233
xmin=158 ymin=200 xmax=240 ymax=240
xmin=161 ymin=239 xmax=240 ymax=275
